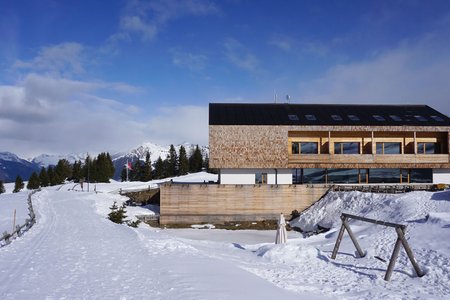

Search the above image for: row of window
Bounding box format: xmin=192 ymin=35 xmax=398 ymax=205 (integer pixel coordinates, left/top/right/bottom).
xmin=292 ymin=168 xmax=432 ymax=184
xmin=288 ymin=114 xmax=445 ymax=122
xmin=292 ymin=142 xmax=440 ymax=154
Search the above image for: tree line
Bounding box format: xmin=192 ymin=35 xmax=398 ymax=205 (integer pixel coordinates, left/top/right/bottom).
xmin=9 ymin=152 xmax=115 ymax=193
xmin=121 ymin=144 xmax=211 ymax=182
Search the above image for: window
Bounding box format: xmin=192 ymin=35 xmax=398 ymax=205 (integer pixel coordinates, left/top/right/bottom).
xmin=410 ymin=169 xmax=432 ymax=183
xmin=327 ymin=169 xmax=359 ymax=184
xmin=376 ymin=142 xmax=401 ymax=154
xmin=430 ymin=115 xmax=444 ymax=122
xmin=255 ymin=172 xmax=268 ymax=184
xmin=348 ymin=114 xmax=360 ymax=121
xmin=373 ymin=115 xmax=386 ymax=121
xmin=303 ymin=169 xmax=326 ymax=184
xmin=369 ymin=169 xmax=401 ymax=183
xmin=331 ymin=114 xmax=343 ymax=121
xmin=334 ymin=142 xmax=360 ymax=154
xmin=300 ymin=142 xmax=318 ymax=154
xmin=305 ymin=114 xmax=317 ymax=121
xmin=291 ymin=142 xmax=318 ymax=154
xmin=288 ymin=114 xmax=299 ymax=121
xmin=417 ymin=142 xmax=439 ymax=154
xmin=389 ymin=115 xmax=402 ymax=121
xmin=414 ymin=115 xmax=427 ymax=122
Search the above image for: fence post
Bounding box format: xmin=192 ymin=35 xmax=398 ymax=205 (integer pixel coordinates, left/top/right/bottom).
xmin=3 ymin=231 xmax=11 ymax=245
xmin=395 ymin=226 xmax=424 ymax=278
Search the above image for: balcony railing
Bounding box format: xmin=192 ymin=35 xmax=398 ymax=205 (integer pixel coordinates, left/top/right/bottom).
xmin=288 ymin=154 xmax=450 ymax=164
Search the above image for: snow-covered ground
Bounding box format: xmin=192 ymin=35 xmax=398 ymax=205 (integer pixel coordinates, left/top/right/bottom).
xmin=1 ymin=173 xmax=449 ymax=299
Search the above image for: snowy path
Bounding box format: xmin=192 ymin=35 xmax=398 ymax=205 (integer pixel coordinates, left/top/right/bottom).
xmin=0 ymin=189 xmax=301 ymax=299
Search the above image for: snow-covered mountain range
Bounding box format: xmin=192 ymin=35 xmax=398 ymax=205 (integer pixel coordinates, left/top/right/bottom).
xmin=0 ymin=142 xmax=208 ymax=182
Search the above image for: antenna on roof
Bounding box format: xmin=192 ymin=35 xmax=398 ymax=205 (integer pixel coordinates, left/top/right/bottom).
xmin=286 ymin=94 xmax=290 ymax=103
xmin=274 ymin=89 xmax=278 ymax=103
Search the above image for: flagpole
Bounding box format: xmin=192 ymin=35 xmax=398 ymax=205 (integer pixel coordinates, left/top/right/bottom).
xmin=126 ymin=159 xmax=129 ymax=182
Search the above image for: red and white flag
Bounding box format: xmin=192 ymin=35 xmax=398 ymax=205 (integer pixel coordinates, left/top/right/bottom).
xmin=125 ymin=161 xmax=133 ymax=170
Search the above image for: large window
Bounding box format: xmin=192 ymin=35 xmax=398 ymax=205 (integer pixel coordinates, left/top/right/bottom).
xmin=410 ymin=169 xmax=432 ymax=183
xmin=292 ymin=142 xmax=318 ymax=154
xmin=303 ymin=169 xmax=326 ymax=184
xmin=369 ymin=169 xmax=401 ymax=183
xmin=376 ymin=142 xmax=401 ymax=154
xmin=327 ymin=169 xmax=359 ymax=184
xmin=334 ymin=142 xmax=360 ymax=154
xmin=417 ymin=142 xmax=439 ymax=154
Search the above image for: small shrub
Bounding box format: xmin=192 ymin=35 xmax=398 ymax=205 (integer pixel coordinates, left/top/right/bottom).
xmin=290 ymin=209 xmax=300 ymax=221
xmin=108 ymin=201 xmax=128 ymax=224
xmin=127 ymin=220 xmax=141 ymax=228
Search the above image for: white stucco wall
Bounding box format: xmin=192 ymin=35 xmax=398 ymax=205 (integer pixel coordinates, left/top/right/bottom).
xmin=432 ymin=169 xmax=450 ymax=184
xmin=220 ymin=168 xmax=293 ymax=185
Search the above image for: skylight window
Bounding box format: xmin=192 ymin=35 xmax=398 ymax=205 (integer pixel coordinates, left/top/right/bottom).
xmin=430 ymin=115 xmax=444 ymax=122
xmin=348 ymin=114 xmax=360 ymax=121
xmin=331 ymin=114 xmax=343 ymax=121
xmin=373 ymin=115 xmax=385 ymax=121
xmin=389 ymin=115 xmax=402 ymax=121
xmin=414 ymin=115 xmax=427 ymax=122
xmin=288 ymin=114 xmax=299 ymax=121
xmin=305 ymin=114 xmax=317 ymax=121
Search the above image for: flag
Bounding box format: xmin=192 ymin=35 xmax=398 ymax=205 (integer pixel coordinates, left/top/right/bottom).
xmin=125 ymin=161 xmax=133 ymax=170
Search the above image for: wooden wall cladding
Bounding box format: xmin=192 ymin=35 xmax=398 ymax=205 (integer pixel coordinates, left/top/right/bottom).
xmin=160 ymin=184 xmax=329 ymax=225
xmin=209 ymin=125 xmax=450 ymax=168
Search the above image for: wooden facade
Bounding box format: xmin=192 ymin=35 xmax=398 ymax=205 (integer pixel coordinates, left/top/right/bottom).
xmin=209 ymin=125 xmax=450 ymax=169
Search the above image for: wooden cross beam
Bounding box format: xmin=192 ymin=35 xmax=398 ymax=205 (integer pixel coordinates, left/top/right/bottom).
xmin=331 ymin=213 xmax=424 ymax=281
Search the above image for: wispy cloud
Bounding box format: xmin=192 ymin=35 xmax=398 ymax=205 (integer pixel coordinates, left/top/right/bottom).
xmin=301 ymin=32 xmax=450 ymax=115
xmin=13 ymin=43 xmax=85 ymax=77
xmin=112 ymin=0 xmax=219 ymax=42
xmin=269 ymin=35 xmax=295 ymax=51
xmin=223 ymin=38 xmax=261 ymax=74
xmin=170 ymin=48 xmax=207 ymax=71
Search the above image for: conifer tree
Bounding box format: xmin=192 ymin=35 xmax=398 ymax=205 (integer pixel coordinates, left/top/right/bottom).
xmin=131 ymin=160 xmax=142 ymax=181
xmin=47 ymin=166 xmax=55 ymax=186
xmin=108 ymin=201 xmax=128 ymax=224
xmin=55 ymin=159 xmax=72 ymax=183
xmin=72 ymin=160 xmax=82 ymax=182
xmin=39 ymin=167 xmax=49 ymax=187
xmin=141 ymin=152 xmax=152 ymax=181
xmin=121 ymin=167 xmax=127 ymax=182
xmin=13 ymin=176 xmax=24 ymax=193
xmin=167 ymin=144 xmax=178 ymax=177
xmin=189 ymin=145 xmax=203 ymax=172
xmin=178 ymin=145 xmax=189 ymax=176
xmin=27 ymin=172 xmax=40 ymax=190
xmin=0 ymin=180 xmax=5 ymax=194
xmin=153 ymin=156 xmax=164 ymax=179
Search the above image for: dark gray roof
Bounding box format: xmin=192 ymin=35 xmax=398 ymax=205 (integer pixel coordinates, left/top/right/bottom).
xmin=209 ymin=103 xmax=450 ymax=126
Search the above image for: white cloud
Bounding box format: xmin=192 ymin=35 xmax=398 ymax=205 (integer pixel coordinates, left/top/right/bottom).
xmin=223 ymin=38 xmax=261 ymax=73
xmin=301 ymin=33 xmax=450 ymax=116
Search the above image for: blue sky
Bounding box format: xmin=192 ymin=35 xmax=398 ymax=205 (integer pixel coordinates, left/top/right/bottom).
xmin=1 ymin=0 xmax=450 ymax=157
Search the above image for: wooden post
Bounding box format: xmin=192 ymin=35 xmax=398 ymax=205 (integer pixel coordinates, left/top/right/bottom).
xmin=385 ymin=235 xmax=402 ymax=281
xmin=395 ymin=227 xmax=424 ymax=278
xmin=331 ymin=215 xmax=347 ymax=259
xmin=342 ymin=218 xmax=366 ymax=258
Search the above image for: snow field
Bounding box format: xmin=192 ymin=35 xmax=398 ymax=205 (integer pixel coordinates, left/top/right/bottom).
xmin=1 ymin=173 xmax=449 ymax=299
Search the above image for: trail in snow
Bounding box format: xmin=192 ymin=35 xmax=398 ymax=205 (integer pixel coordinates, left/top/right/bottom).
xmin=0 ymin=188 xmax=303 ymax=299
